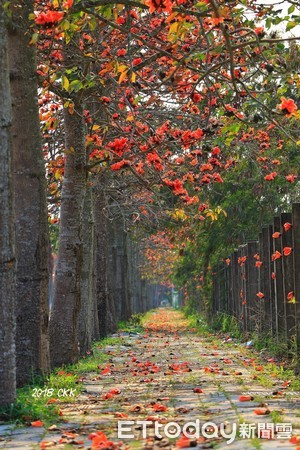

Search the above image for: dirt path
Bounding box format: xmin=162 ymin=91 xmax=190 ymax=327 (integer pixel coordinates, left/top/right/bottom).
xmin=1 ymin=309 xmax=299 ymax=449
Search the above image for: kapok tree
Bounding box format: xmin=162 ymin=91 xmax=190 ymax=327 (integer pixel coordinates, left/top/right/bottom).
xmin=0 ymin=4 xmax=16 ymax=407
xmin=33 ymin=0 xmax=299 ymax=365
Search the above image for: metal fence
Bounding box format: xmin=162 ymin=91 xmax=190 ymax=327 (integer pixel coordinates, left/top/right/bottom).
xmin=211 ymin=203 xmax=300 ymax=357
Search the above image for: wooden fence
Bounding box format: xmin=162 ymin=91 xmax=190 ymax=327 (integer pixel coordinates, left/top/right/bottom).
xmin=211 ymin=203 xmax=300 ymax=358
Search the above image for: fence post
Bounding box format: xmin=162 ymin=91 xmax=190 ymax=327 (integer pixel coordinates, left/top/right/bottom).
xmin=212 ymin=266 xmax=218 ymax=314
xmin=245 ymin=240 xmax=259 ymax=332
xmin=273 ymin=216 xmax=285 ymax=342
xmin=292 ymin=203 xmax=300 ymax=363
xmin=228 ymin=253 xmax=235 ymax=316
xmin=240 ymin=244 xmax=248 ymax=334
xmin=281 ymin=212 xmax=296 ymax=347
xmin=260 ymin=226 xmax=273 ymax=336
xmin=224 ymin=261 xmax=230 ymax=314
xmin=268 ymin=224 xmax=276 ymax=336
xmin=237 ymin=245 xmax=245 ymax=332
xmin=232 ymin=250 xmax=239 ymax=321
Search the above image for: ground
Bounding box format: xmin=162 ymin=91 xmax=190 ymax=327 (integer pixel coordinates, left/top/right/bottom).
xmin=0 ymin=309 xmax=300 ymax=449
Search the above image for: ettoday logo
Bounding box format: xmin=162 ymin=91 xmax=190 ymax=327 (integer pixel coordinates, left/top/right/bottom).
xmin=117 ymin=420 xmax=293 ymax=445
xmin=118 ymin=420 xmax=237 ymax=444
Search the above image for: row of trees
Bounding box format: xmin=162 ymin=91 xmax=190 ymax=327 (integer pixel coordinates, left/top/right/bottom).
xmin=1 ymin=0 xmax=299 ymax=406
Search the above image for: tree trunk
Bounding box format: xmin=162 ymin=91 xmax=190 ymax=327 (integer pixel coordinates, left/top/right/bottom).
xmin=49 ymin=41 xmax=87 ymax=367
xmin=94 ymin=179 xmax=117 ymax=337
xmin=107 ymin=216 xmax=131 ymax=323
xmin=77 ymin=186 xmax=99 ymax=355
xmin=8 ymin=0 xmax=50 ymax=385
xmin=0 ymin=7 xmax=16 ymax=407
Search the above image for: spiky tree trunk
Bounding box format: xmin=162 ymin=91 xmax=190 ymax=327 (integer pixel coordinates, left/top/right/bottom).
xmin=8 ymin=0 xmax=50 ymax=385
xmin=49 ymin=39 xmax=87 ymax=367
xmin=0 ymin=6 xmax=16 ymax=407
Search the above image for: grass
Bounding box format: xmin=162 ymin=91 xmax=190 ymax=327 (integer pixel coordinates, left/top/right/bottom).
xmin=118 ymin=312 xmax=149 ymax=334
xmin=270 ymin=410 xmax=284 ymax=424
xmin=0 ymin=332 xmax=129 ymax=425
xmin=0 ymin=310 xmax=151 ymax=426
xmin=183 ymin=311 xmax=211 ymax=336
xmin=250 ymin=437 xmax=262 ymax=449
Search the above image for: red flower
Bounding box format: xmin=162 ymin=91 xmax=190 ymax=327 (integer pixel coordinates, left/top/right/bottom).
xmin=283 ymin=247 xmax=292 ymax=256
xmin=133 ymin=57 xmax=142 ymax=66
xmin=117 ymin=48 xmax=127 ymax=56
xmin=264 ymin=172 xmax=277 ymax=181
xmin=278 ymin=97 xmax=298 ymax=116
xmin=111 ymin=160 xmax=130 ymax=171
xmin=145 ymin=0 xmax=173 ymax=13
xmin=88 ymin=431 xmax=117 ymax=450
xmin=254 ymin=27 xmax=264 ymax=35
xmin=193 ymin=387 xmax=203 ymax=393
xmin=192 ymin=92 xmax=203 ymax=103
xmin=152 ymin=403 xmax=167 ymax=412
xmin=272 ymin=232 xmax=281 ymax=239
xmin=256 ymin=292 xmax=264 ymax=299
xmin=100 ymin=96 xmax=111 ymax=103
xmin=272 ymin=251 xmax=282 ymax=261
xmin=239 ymin=395 xmax=254 ymax=402
xmin=176 ymin=434 xmax=190 ymax=448
xmin=35 ymin=10 xmax=65 ymax=25
xmin=286 ymin=174 xmax=297 ymax=183
xmin=283 ymin=222 xmax=292 ymax=232
xmin=31 ymin=420 xmax=44 ymax=427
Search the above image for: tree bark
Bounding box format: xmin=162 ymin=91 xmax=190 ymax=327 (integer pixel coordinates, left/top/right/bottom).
xmin=107 ymin=215 xmax=131 ymax=323
xmin=94 ymin=179 xmax=117 ymax=336
xmin=8 ymin=0 xmax=50 ymax=385
xmin=0 ymin=6 xmax=16 ymax=407
xmin=49 ymin=40 xmax=87 ymax=367
xmin=77 ymin=186 xmax=99 ymax=354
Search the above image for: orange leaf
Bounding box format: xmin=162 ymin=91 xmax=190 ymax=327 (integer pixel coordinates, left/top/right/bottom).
xmin=118 ymin=69 xmax=128 ymax=83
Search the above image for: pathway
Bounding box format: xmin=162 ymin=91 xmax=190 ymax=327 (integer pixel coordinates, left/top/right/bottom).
xmin=0 ymin=309 xmax=299 ymax=449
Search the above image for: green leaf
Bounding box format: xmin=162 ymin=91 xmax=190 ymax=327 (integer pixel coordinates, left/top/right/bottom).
xmin=62 ymin=75 xmax=69 ymax=92
xmin=265 ymin=18 xmax=272 ymax=29
xmin=29 ymin=33 xmax=39 ymax=45
xmin=286 ymin=21 xmax=297 ymax=31
xmin=69 ymin=80 xmax=83 ymax=92
xmin=288 ymin=4 xmax=295 ymax=14
xmin=101 ymin=5 xmax=112 ymax=19
xmin=61 ymin=20 xmax=70 ymax=31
